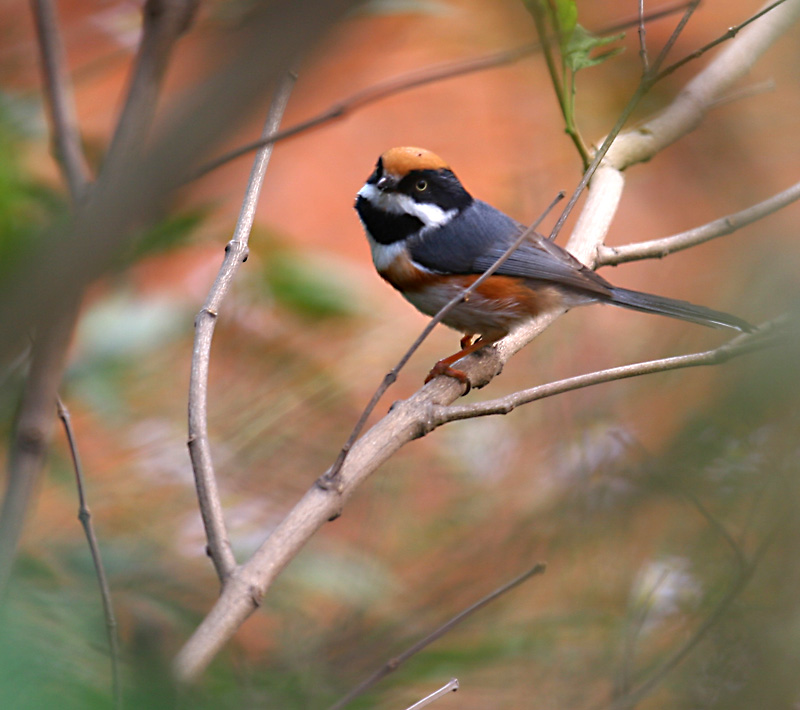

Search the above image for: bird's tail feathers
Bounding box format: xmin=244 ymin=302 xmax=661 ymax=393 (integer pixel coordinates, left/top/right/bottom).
xmin=605 ymin=287 xmax=753 ymax=333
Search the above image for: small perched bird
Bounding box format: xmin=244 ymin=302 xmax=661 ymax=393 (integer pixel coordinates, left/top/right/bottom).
xmin=355 ymin=146 xmax=752 ymax=388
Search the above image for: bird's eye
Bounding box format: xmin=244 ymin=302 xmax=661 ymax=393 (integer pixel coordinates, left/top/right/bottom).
xmin=415 ymin=179 xmax=427 ymax=192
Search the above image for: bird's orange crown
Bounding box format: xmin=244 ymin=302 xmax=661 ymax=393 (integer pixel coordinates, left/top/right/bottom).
xmin=380 ymin=146 xmax=450 ymax=177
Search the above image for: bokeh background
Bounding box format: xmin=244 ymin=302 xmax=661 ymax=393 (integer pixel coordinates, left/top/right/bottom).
xmin=1 ymin=0 xmax=800 ymax=708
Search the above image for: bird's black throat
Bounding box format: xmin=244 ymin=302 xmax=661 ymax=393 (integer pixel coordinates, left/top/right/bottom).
xmin=355 ymin=195 xmax=425 ymax=245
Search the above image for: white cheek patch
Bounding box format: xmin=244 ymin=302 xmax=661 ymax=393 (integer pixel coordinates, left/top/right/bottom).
xmin=358 ymin=182 xmax=457 ymax=229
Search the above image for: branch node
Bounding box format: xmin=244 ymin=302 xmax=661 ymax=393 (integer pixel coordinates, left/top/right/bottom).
xmin=249 ymin=586 xmax=263 ymax=608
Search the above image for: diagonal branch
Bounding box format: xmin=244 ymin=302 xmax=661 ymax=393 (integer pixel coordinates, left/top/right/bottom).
xmin=568 ymin=0 xmax=800 ymax=272
xmin=188 ymin=72 xmax=297 ymax=584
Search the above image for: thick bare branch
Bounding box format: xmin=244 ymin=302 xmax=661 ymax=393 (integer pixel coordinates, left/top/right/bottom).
xmin=188 ymin=73 xmax=297 ymax=584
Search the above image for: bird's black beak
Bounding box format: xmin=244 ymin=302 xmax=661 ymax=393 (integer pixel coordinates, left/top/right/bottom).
xmin=376 ymin=174 xmax=398 ymax=192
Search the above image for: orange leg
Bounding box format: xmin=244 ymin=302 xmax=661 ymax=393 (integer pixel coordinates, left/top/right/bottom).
xmin=424 ymin=336 xmax=489 ymax=392
xmin=460 ymin=333 xmax=477 ymax=349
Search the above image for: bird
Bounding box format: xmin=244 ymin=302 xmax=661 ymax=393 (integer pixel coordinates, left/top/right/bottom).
xmin=354 ymin=146 xmax=752 ymax=390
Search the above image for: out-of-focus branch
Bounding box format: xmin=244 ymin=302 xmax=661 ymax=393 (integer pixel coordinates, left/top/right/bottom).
xmin=188 ymin=72 xmax=297 ymax=584
xmin=30 ymin=0 xmax=92 ymax=200
xmin=56 ymin=397 xmax=122 ymax=710
xmin=102 ymin=0 xmax=199 ymax=174
xmin=597 ymin=179 xmax=800 ymax=266
xmin=0 ymin=0 xmax=91 ymax=599
xmin=0 ymin=302 xmax=78 ymax=596
xmin=173 ymin=3 xmax=800 ymax=682
xmin=1 ymin=0 xmax=201 ymax=599
xmin=326 ymin=563 xmax=545 ymax=710
xmin=0 ymin=0 xmax=357 ymax=367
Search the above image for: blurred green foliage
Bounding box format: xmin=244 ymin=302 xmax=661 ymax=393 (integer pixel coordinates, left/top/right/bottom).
xmin=0 ymin=97 xmax=67 ymax=283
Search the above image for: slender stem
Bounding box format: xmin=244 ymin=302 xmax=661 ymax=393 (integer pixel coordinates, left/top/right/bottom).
xmin=187 ymin=72 xmax=297 ymax=583
xmin=654 ymin=0 xmax=789 ymax=82
xmin=57 ymin=397 xmax=123 ymax=710
xmin=638 ymin=0 xmax=650 ymax=72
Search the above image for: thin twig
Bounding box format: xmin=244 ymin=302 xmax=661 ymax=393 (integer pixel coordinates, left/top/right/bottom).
xmin=597 ymin=179 xmax=800 ymax=266
xmin=402 ymin=679 xmax=459 ymax=710
xmin=320 ymin=192 xmax=565 ymax=487
xmin=683 ymin=493 xmax=748 ymax=571
xmin=652 ymin=0 xmax=701 ymax=71
xmin=188 ymin=72 xmax=297 ymax=583
xmin=437 ymin=319 xmax=783 ymax=423
xmin=326 ymin=563 xmax=545 ymax=710
xmin=638 ymin=0 xmax=650 ymax=72
xmin=57 ymin=397 xmax=122 ymax=710
xmin=192 ymin=2 xmax=693 ymax=180
xmin=654 ymin=0 xmax=790 ymax=82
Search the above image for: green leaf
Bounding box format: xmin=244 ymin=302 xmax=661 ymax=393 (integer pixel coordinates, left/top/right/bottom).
xmin=126 ymin=208 xmax=206 ymax=261
xmin=563 ymin=24 xmax=625 ymax=72
xmin=262 ymin=251 xmax=360 ymax=320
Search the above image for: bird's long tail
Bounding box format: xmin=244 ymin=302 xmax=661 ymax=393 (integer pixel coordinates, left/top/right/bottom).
xmin=604 ymin=287 xmax=753 ymax=332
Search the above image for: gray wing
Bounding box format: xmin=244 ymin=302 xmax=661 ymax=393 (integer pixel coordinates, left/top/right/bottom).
xmin=408 ymin=199 xmax=612 ymax=296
